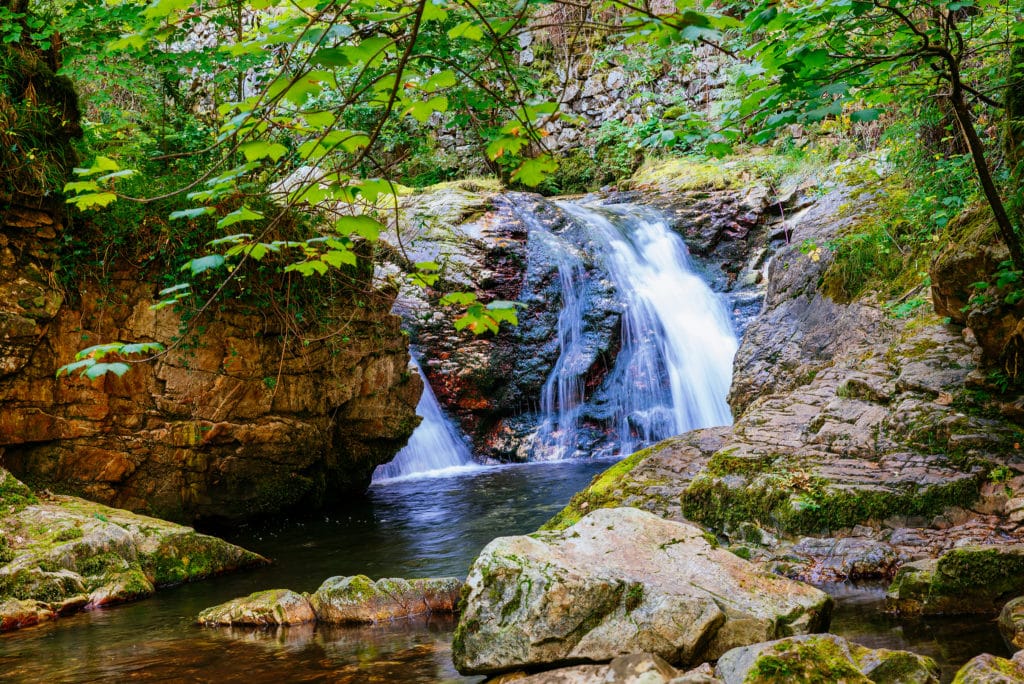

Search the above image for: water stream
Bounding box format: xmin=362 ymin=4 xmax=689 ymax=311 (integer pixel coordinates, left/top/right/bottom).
xmin=530 ymin=201 xmax=738 ymax=459
xmin=372 ymin=358 xmax=478 ymax=482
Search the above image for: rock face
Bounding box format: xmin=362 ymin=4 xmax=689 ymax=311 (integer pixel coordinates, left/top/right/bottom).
xmin=0 ymin=197 xmax=421 ymax=523
xmin=500 ymin=653 xmax=708 ymax=684
xmin=887 ymin=545 xmax=1024 ymax=616
xmin=198 ymin=589 xmax=316 ymax=626
xmin=0 ymin=468 xmax=266 ymax=632
xmin=542 ymin=177 xmax=1024 ymax=583
xmin=394 ymin=166 xmax=773 ymax=462
xmin=714 ymin=634 xmax=939 ymax=684
xmin=452 ymin=507 xmax=832 ymax=675
xmin=309 ymin=575 xmax=462 ymax=624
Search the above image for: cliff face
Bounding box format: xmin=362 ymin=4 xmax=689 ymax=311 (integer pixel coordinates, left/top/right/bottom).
xmin=0 ymin=195 xmax=421 ymax=523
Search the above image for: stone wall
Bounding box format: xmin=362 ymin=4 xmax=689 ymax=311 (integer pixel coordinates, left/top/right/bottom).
xmin=0 ymin=194 xmax=421 ymax=523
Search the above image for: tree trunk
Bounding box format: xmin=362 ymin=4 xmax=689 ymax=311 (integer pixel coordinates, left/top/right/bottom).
xmin=948 ymin=85 xmax=1024 ymax=271
xmin=1007 ymin=45 xmax=1024 ymax=227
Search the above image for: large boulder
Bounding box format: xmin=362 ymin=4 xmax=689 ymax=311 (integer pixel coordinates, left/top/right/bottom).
xmin=887 ymin=545 xmax=1024 ymax=616
xmin=952 ymin=653 xmax=1024 ymax=683
xmin=198 ymin=589 xmax=316 ymax=627
xmin=0 ymin=469 xmax=266 ymax=632
xmin=452 ymin=507 xmax=832 ymax=675
xmin=308 ymin=575 xmax=461 ymax=624
xmin=715 ymin=634 xmax=938 ymax=684
xmin=496 ymin=653 xmax=713 ymax=684
xmin=1000 ymin=598 xmax=1024 ymax=651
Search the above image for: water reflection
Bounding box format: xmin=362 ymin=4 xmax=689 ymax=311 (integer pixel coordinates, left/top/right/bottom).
xmin=0 ymin=460 xmax=609 ymax=683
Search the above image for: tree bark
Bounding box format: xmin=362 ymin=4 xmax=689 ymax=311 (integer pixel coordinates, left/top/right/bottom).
xmin=948 ymin=82 xmax=1024 ymax=271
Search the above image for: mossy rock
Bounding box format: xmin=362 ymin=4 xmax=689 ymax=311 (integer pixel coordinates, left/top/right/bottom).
xmin=887 ymin=545 xmax=1024 ymax=616
xmin=0 ymin=469 xmax=37 ymax=512
xmin=715 ymin=634 xmax=938 ymax=684
xmin=198 ymin=589 xmax=316 ymax=627
xmin=951 ymin=653 xmax=1024 ymax=683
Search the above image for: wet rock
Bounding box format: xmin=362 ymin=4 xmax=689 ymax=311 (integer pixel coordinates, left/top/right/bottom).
xmin=951 ymin=653 xmax=1024 ymax=683
xmin=500 ymin=653 xmax=686 ymax=683
xmin=715 ymin=634 xmax=938 ymax=684
xmin=453 ymin=507 xmax=831 ymax=675
xmin=0 ymin=469 xmax=266 ymax=632
xmin=790 ymin=536 xmax=899 ymax=581
xmin=309 ymin=575 xmax=461 ymax=624
xmin=0 ymin=598 xmax=56 ymax=631
xmin=198 ymin=589 xmax=316 ymax=626
xmin=887 ymin=545 xmax=1024 ymax=616
xmin=1002 ymin=598 xmax=1024 ymax=651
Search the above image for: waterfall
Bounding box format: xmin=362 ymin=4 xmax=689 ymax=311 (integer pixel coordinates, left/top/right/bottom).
xmin=532 ymin=201 xmax=738 ymax=458
xmin=372 ymin=358 xmax=476 ymax=482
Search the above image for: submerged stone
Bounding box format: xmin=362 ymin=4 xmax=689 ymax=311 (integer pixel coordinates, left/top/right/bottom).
xmin=198 ymin=589 xmax=315 ymax=626
xmin=452 ymin=507 xmax=832 ymax=675
xmin=309 ymin=575 xmax=461 ymax=624
xmin=999 ymin=598 xmax=1024 ymax=651
xmin=715 ymin=634 xmax=938 ymax=684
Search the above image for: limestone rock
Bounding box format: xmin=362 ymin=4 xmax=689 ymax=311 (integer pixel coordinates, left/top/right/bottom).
xmin=1000 ymin=598 xmax=1024 ymax=651
xmin=0 ymin=469 xmax=266 ymax=632
xmin=887 ymin=545 xmax=1024 ymax=616
xmin=198 ymin=589 xmax=316 ymax=626
xmin=951 ymin=653 xmax=1024 ymax=683
xmin=715 ymin=634 xmax=938 ymax=684
xmin=309 ymin=575 xmax=462 ymax=624
xmin=452 ymin=507 xmax=832 ymax=675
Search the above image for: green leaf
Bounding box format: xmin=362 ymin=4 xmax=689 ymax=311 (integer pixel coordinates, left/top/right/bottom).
xmin=67 ymin=192 xmax=117 ymax=210
xmin=511 ymin=155 xmax=558 ymax=187
xmin=448 ymin=21 xmax=484 ymax=40
xmin=440 ymin=292 xmax=477 ymax=306
xmin=849 ymin=108 xmax=884 ymax=122
xmin=181 ymin=254 xmax=226 ymax=276
xmin=158 ymin=283 xmax=191 ymax=296
xmin=119 ymin=342 xmax=164 ymax=356
xmin=321 ymin=249 xmax=358 ymax=268
xmin=217 ymin=207 xmax=264 ymax=228
xmin=240 ymin=141 xmax=288 ymax=162
xmin=207 ymin=233 xmax=252 ymax=247
xmin=56 ymin=359 xmax=94 ymax=377
xmin=335 ymin=215 xmax=383 ymax=241
xmin=84 ymin=362 xmax=131 ymax=379
xmin=170 ymin=207 xmax=214 ymax=221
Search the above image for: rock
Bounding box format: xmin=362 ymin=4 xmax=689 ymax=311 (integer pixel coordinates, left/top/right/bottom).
xmin=0 ymin=469 xmax=266 ymax=632
xmin=198 ymin=589 xmax=316 ymax=626
xmin=452 ymin=507 xmax=831 ymax=675
xmin=951 ymin=653 xmax=1024 ymax=683
xmin=309 ymin=575 xmax=461 ymax=624
xmin=0 ymin=195 xmax=421 ymax=523
xmin=1000 ymin=598 xmax=1024 ymax=650
xmin=504 ymin=653 xmax=696 ymax=683
xmin=715 ymin=634 xmax=939 ymax=684
xmin=0 ymin=598 xmax=56 ymax=632
xmin=790 ymin=536 xmax=899 ymax=581
xmin=887 ymin=545 xmax=1024 ymax=616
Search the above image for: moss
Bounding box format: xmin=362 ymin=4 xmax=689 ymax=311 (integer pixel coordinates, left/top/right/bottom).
xmin=539 ymin=445 xmax=653 ymax=530
xmin=705 ymin=448 xmax=777 ymax=477
xmin=683 ymin=469 xmax=980 ymax=536
xmin=745 ymin=638 xmax=870 ymax=684
xmin=731 ymin=546 xmax=752 ymax=561
xmin=931 ymin=547 xmax=1024 ymax=601
xmin=53 ymin=526 xmax=84 ymax=542
xmin=0 ymin=470 xmax=37 ymax=511
xmin=77 ymin=551 xmax=128 ymax=578
xmin=144 ymin=531 xmax=265 ymax=587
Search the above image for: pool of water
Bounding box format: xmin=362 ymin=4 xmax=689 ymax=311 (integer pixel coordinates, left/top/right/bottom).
xmin=0 ymin=460 xmax=612 ymax=683
xmin=0 ymin=460 xmax=1011 ymax=683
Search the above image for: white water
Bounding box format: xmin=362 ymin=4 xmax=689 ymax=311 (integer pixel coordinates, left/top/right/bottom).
xmin=534 ymin=201 xmax=738 ymax=458
xmin=371 ymin=359 xmax=478 ymax=482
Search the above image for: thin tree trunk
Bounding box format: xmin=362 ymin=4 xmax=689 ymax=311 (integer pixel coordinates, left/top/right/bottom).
xmin=948 ymin=85 xmax=1024 ymax=271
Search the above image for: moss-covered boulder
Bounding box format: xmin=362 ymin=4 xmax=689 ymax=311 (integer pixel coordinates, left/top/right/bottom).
xmin=715 ymin=634 xmax=939 ymax=684
xmin=453 ymin=507 xmax=831 ymax=676
xmin=952 ymin=653 xmax=1024 ymax=683
xmin=308 ymin=575 xmax=461 ymax=624
xmin=887 ymin=545 xmax=1024 ymax=616
xmin=1000 ymin=597 xmax=1024 ymax=651
xmin=502 ymin=653 xmax=699 ymax=684
xmin=0 ymin=598 xmax=56 ymax=632
xmin=0 ymin=469 xmax=267 ymax=632
xmin=198 ymin=589 xmax=316 ymax=627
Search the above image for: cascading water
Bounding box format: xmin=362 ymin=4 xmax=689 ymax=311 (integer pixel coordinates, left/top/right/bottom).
xmin=372 ymin=358 xmax=476 ymax=482
xmin=532 ymin=201 xmax=738 ymax=458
